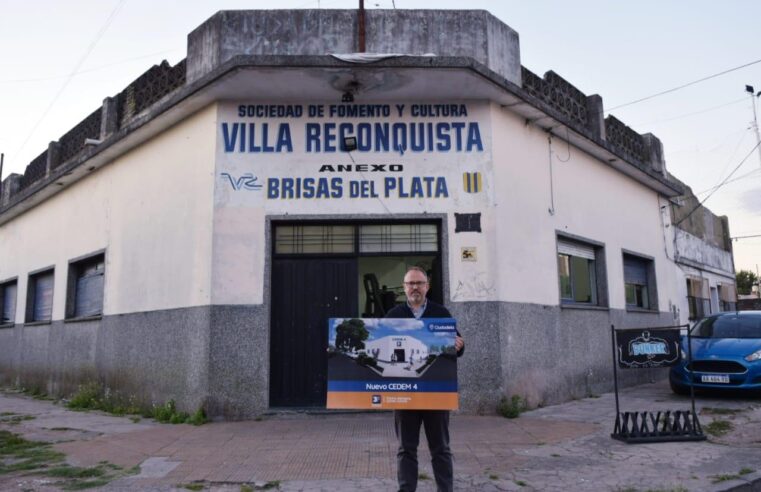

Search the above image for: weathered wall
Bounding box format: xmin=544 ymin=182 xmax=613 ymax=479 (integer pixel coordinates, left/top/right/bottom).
xmin=489 ymin=103 xmax=679 ymax=312
xmin=0 ymin=309 xmax=211 ymax=413
xmin=0 ymin=105 xmax=218 ymax=320
xmin=675 ymin=228 xmax=734 ymax=275
xmin=0 ymin=105 xmax=217 ymax=409
xmin=187 ymin=10 xmax=521 ymax=86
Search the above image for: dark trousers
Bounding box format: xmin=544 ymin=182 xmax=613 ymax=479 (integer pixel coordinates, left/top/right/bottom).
xmin=394 ymin=410 xmax=453 ymax=492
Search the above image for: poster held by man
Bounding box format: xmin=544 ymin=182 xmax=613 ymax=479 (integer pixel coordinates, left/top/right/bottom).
xmin=326 ymin=317 xmax=459 ymax=410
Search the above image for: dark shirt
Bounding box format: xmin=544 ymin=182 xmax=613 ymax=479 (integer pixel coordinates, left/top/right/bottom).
xmin=385 ymin=299 xmax=464 ymax=357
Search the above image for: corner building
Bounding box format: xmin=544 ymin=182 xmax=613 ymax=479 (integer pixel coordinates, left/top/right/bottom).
xmin=0 ymin=9 xmax=704 ymax=418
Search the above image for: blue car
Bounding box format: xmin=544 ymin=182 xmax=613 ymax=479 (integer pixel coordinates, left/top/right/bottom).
xmin=670 ymin=311 xmax=761 ymax=396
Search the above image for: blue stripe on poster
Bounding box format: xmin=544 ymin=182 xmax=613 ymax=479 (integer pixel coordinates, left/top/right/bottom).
xmin=328 ymin=380 xmax=458 ymax=392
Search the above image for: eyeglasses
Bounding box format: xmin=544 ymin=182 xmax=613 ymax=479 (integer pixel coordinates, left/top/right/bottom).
xmin=404 ymin=281 xmax=428 ymax=287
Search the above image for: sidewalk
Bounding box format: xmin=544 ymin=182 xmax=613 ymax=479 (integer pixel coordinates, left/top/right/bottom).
xmin=1 ymin=380 xmax=760 ymax=491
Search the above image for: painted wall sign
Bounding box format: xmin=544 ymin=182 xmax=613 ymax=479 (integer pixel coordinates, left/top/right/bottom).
xmin=327 ymin=317 xmax=458 ymax=410
xmin=615 ymin=329 xmax=681 ymax=368
xmin=214 ymin=101 xmax=492 ymax=214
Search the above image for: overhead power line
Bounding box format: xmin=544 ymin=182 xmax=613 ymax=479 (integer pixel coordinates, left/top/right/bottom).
xmin=0 ymin=48 xmax=180 ymax=84
xmin=695 ymin=167 xmax=761 ymax=196
xmin=732 ymin=234 xmax=761 ymax=241
xmin=675 ymin=140 xmax=761 ymax=226
xmin=633 ymin=97 xmax=747 ymax=127
xmin=13 ymin=0 xmax=127 ymax=161
xmin=606 ymin=57 xmax=761 ymax=113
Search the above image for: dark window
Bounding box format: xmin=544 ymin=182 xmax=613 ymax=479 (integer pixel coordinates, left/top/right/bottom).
xmin=557 ymin=237 xmax=606 ymax=306
xmin=67 ymin=254 xmax=105 ymax=319
xmin=718 ymin=283 xmax=737 ymax=312
xmin=686 ymin=277 xmax=710 ymax=321
xmin=1 ymin=280 xmax=17 ymax=325
xmin=623 ymin=254 xmax=657 ymax=310
xmin=26 ymin=269 xmax=54 ymax=322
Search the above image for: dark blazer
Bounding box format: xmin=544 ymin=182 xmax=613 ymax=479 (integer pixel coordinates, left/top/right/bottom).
xmin=385 ymin=299 xmax=464 ymax=357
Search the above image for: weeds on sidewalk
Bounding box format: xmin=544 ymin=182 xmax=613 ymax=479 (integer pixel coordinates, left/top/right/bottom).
xmin=0 ymin=430 xmax=136 ymax=489
xmin=710 ymin=468 xmax=756 ymax=483
xmin=701 ymin=407 xmax=744 ymax=415
xmin=704 ymin=419 xmax=733 ymax=436
xmin=497 ymin=395 xmax=527 ymax=418
xmin=67 ymin=383 xmax=208 ymax=425
xmin=0 ymin=412 xmax=36 ymax=425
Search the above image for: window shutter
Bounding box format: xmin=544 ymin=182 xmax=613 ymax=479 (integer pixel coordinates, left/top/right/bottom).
xmin=623 ymin=256 xmax=648 ymax=285
xmin=34 ymin=273 xmax=54 ymax=321
xmin=557 ymin=240 xmax=595 ymax=260
xmin=2 ymin=284 xmax=16 ymax=324
xmin=719 ymin=283 xmax=736 ymax=302
xmin=75 ymin=272 xmax=104 ymax=317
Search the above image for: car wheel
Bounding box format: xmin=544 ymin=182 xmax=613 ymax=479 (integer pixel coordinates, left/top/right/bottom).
xmin=669 ymin=379 xmax=689 ymax=396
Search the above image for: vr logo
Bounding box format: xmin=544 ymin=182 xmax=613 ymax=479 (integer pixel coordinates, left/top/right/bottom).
xmin=221 ymin=172 xmax=263 ymax=191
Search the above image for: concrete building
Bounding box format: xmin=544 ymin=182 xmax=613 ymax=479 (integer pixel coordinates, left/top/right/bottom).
xmin=668 ymin=176 xmax=738 ymax=323
xmin=364 ymin=335 xmax=429 ymax=363
xmin=0 ymin=9 xmax=720 ymax=417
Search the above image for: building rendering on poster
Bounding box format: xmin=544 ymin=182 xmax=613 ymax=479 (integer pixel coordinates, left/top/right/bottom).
xmin=327 ymin=318 xmax=458 ymax=410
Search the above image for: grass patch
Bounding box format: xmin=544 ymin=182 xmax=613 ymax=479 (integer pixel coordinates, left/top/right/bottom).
xmin=0 ymin=414 xmax=36 ymax=425
xmin=704 ymin=419 xmax=733 ymax=436
xmin=497 ymin=395 xmax=526 ymax=419
xmin=67 ymin=382 xmax=142 ymax=416
xmin=515 ymin=479 xmax=527 ymax=487
xmin=702 ymin=407 xmax=743 ymax=415
xmin=740 ymin=467 xmax=754 ymax=475
xmin=241 ymin=485 xmax=254 ymax=492
xmin=418 ymin=472 xmax=431 ymax=480
xmin=0 ymin=429 xmax=66 ymax=473
xmin=67 ymin=383 xmax=207 ymax=425
xmin=0 ymin=430 xmax=137 ymax=489
xmin=711 ymin=474 xmax=740 ymax=483
xmin=257 ymin=481 xmax=281 ymax=490
xmin=551 ymin=453 xmax=561 ymax=457
xmin=488 ymin=473 xmax=499 ymax=480
xmin=180 ymin=483 xmax=205 ymax=491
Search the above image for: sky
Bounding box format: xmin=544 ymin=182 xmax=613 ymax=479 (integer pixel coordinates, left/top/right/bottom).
xmin=329 ymin=318 xmax=456 ymax=348
xmin=1 ymin=1 xmax=760 ymax=273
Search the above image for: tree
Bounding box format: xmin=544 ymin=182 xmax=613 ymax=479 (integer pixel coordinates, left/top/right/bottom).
xmin=334 ymin=319 xmax=369 ymax=353
xmin=736 ymin=270 xmax=758 ymax=295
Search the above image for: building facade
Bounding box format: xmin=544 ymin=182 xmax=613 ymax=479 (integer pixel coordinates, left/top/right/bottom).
xmin=669 ymin=176 xmax=738 ymax=323
xmin=0 ymin=9 xmax=725 ymax=418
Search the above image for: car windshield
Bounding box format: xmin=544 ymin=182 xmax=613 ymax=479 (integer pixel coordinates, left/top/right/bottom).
xmin=690 ymin=315 xmax=761 ymax=339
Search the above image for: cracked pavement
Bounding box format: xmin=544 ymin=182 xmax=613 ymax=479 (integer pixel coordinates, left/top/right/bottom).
xmin=1 ymin=380 xmax=759 ymax=491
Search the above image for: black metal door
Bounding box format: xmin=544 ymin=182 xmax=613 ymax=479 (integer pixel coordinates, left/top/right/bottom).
xmin=270 ymin=258 xmax=358 ymax=407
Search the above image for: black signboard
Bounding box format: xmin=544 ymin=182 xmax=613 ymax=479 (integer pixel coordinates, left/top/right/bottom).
xmin=615 ymin=328 xmax=681 ymax=368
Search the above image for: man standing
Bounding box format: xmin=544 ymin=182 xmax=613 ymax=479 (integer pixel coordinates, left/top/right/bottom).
xmin=385 ymin=266 xmax=464 ymax=492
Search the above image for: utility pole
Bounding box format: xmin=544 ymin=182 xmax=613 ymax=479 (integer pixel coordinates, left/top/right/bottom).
xmin=746 ymin=85 xmax=761 ymax=168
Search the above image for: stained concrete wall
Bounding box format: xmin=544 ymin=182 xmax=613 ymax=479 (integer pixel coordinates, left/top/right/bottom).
xmin=0 ymin=308 xmax=210 ymax=413
xmin=187 ymin=10 xmax=521 ymax=86
xmin=675 ymin=228 xmax=734 ymax=275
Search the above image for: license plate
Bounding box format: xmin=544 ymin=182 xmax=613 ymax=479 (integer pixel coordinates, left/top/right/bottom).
xmin=701 ymin=374 xmax=730 ymax=383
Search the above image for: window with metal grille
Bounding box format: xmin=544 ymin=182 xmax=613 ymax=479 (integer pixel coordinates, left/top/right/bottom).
xmin=66 ymin=254 xmax=105 ymax=319
xmin=359 ymin=224 xmax=438 ymax=253
xmin=1 ymin=279 xmax=17 ymax=326
xmin=26 ymin=269 xmax=54 ymax=323
xmin=274 ymin=225 xmax=355 ymax=254
xmin=623 ymin=253 xmax=657 ymax=310
xmin=686 ymin=277 xmax=710 ymax=321
xmin=718 ymin=283 xmax=737 ymax=312
xmin=273 ymin=223 xmax=439 ymax=255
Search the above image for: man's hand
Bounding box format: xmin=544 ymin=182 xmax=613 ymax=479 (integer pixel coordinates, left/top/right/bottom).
xmin=455 ymin=336 xmax=464 ymax=352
